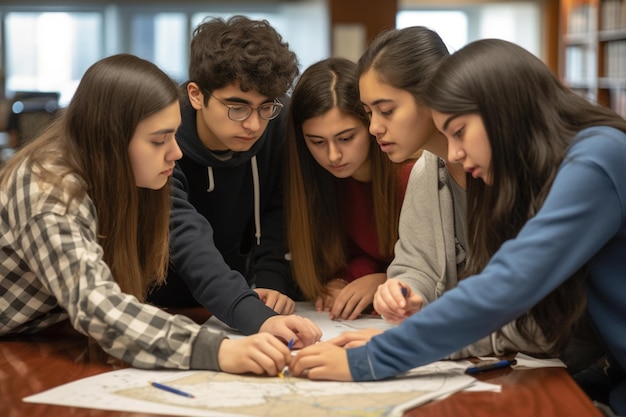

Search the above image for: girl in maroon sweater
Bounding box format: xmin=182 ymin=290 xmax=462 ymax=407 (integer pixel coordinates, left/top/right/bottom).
xmin=285 ymin=58 xmax=414 ymax=321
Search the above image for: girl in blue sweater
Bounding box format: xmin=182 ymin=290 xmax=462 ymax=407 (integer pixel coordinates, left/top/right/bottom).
xmin=289 ymin=39 xmax=626 ymax=415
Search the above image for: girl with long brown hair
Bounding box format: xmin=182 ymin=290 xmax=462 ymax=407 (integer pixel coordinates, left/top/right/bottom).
xmin=285 ymin=57 xmax=413 ymax=320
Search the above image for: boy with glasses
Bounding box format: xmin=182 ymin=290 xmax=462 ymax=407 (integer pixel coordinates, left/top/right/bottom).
xmin=148 ymin=16 xmax=321 ymax=347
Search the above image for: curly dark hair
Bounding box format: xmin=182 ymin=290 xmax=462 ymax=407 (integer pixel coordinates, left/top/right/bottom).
xmin=189 ymin=15 xmax=299 ymax=101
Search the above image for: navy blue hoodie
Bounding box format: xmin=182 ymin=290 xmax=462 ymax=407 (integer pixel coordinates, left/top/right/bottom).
xmin=148 ymin=92 xmax=298 ymax=335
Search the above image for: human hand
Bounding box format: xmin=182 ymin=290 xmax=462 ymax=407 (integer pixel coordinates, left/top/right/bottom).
xmin=218 ymin=333 xmax=290 ymax=375
xmin=373 ymin=278 xmax=423 ymax=324
xmin=254 ymin=288 xmax=295 ymax=315
xmin=314 ymin=279 xmax=346 ymax=313
xmin=259 ymin=314 xmax=322 ymax=349
xmin=326 ymin=328 xmax=383 ymax=348
xmin=328 ymin=273 xmax=386 ymax=320
xmin=289 ymin=342 xmax=352 ymax=381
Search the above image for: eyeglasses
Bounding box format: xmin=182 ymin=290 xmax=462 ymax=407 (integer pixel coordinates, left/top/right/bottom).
xmin=208 ymin=92 xmax=284 ymax=121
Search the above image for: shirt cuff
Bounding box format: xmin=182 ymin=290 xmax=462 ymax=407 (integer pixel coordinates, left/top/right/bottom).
xmin=190 ymin=327 xmax=227 ymax=370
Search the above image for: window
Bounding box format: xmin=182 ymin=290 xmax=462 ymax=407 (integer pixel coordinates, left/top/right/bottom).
xmin=1 ymin=1 xmax=329 ymax=107
xmin=5 ymin=11 xmax=103 ymax=106
xmin=397 ymin=2 xmax=542 ymax=58
xmin=397 ymin=11 xmax=468 ymax=53
xmin=128 ymin=12 xmax=187 ymax=83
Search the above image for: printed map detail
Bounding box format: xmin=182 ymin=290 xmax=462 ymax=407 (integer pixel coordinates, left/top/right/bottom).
xmin=116 ymin=369 xmax=460 ymax=417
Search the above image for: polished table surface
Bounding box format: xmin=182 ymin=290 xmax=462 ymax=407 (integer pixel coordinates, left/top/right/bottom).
xmin=0 ymin=312 xmax=603 ymax=417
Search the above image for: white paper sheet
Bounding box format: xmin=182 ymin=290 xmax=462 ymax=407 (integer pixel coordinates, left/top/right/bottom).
xmin=203 ymin=301 xmax=396 ymax=340
xmin=513 ymin=352 xmax=567 ymax=368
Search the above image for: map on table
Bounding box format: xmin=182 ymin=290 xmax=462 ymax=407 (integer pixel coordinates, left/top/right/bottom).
xmin=114 ymin=365 xmax=474 ymax=417
xmin=24 ymin=302 xmax=480 ymax=417
xmin=24 ymin=362 xmax=476 ymax=417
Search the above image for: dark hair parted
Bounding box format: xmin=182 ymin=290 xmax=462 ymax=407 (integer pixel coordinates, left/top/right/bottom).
xmin=285 ymin=57 xmax=402 ymax=301
xmin=2 ymin=53 xmax=181 ymax=302
xmin=357 ymin=26 xmax=449 ymax=104
xmin=425 ymin=38 xmax=626 ymax=354
xmin=189 ymin=15 xmax=299 ymax=101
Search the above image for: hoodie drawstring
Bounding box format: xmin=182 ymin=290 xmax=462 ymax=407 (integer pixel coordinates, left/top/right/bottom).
xmin=207 ymin=166 xmax=215 ymax=192
xmin=251 ymin=156 xmax=261 ymax=245
xmin=206 ymin=156 xmax=261 ymax=245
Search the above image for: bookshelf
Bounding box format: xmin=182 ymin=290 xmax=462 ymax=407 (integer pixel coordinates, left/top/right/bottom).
xmin=560 ymin=0 xmax=626 ymax=117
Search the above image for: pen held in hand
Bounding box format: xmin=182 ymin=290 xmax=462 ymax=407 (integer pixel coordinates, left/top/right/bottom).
xmin=150 ymin=381 xmax=195 ymax=398
xmin=464 ymin=359 xmax=517 ymax=375
xmin=278 ymin=338 xmax=296 ymax=379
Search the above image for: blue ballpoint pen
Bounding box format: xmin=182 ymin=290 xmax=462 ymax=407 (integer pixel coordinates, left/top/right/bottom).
xmin=278 ymin=338 xmax=295 ymax=379
xmin=464 ymin=359 xmax=517 ymax=375
xmin=150 ymin=381 xmax=195 ymax=398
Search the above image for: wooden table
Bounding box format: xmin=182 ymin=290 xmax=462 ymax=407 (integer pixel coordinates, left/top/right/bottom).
xmin=0 ymin=318 xmax=603 ymax=417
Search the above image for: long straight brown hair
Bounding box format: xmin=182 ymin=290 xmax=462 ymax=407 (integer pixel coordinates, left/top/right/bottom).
xmin=1 ymin=54 xmax=181 ymax=302
xmin=285 ymin=57 xmax=402 ymax=301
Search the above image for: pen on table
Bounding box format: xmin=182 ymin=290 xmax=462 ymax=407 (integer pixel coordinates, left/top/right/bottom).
xmin=278 ymin=338 xmax=295 ymax=379
xmin=464 ymin=359 xmax=517 ymax=375
xmin=150 ymin=381 xmax=195 ymax=398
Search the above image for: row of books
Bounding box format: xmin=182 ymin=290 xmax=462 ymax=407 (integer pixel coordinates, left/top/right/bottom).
xmin=565 ymin=46 xmax=596 ymax=83
xmin=610 ymin=89 xmax=626 ymax=118
xmin=604 ymin=40 xmax=626 ymax=78
xmin=568 ymin=4 xmax=596 ymax=34
xmin=568 ymin=1 xmax=626 ymax=34
xmin=600 ymin=0 xmax=626 ymax=31
xmin=564 ymin=43 xmax=626 ymax=82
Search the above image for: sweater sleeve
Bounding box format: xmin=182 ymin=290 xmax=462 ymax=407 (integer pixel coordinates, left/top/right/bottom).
xmin=387 ymin=153 xmax=456 ymax=304
xmin=348 ymin=131 xmax=626 ymax=381
xmin=169 ymin=164 xmax=277 ymax=334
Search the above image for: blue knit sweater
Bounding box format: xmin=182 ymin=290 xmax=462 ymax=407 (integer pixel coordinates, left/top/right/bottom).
xmin=347 ymin=126 xmax=626 ymax=414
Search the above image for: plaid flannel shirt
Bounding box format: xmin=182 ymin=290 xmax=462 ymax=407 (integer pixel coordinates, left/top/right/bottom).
xmin=0 ymin=162 xmax=221 ymax=369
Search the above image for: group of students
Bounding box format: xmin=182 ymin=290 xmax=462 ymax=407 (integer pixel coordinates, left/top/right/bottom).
xmin=0 ymin=14 xmax=624 ymax=416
